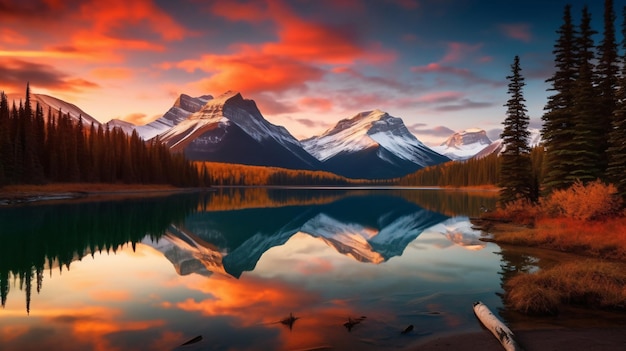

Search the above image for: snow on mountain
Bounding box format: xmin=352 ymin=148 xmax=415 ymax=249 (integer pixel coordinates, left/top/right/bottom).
xmin=431 ymin=128 xmax=492 ymax=160
xmin=158 ymin=91 xmax=321 ymax=170
xmin=108 ymin=94 xmax=213 ymax=140
xmin=473 ymin=128 xmax=542 ymax=159
xmin=302 ymin=110 xmax=449 ymax=179
xmin=6 ymin=93 xmax=101 ymax=127
xmin=425 ymin=217 xmax=486 ymax=251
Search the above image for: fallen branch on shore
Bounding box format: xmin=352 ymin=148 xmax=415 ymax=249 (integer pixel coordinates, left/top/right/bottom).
xmin=473 ymin=301 xmax=523 ymax=351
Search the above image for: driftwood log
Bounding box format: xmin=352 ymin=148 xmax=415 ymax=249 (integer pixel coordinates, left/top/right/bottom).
xmin=473 ymin=301 xmax=523 ymax=351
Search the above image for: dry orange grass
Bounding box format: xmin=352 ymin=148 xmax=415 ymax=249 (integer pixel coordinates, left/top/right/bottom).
xmin=492 ymin=216 xmax=626 ymax=261
xmin=505 ymin=260 xmax=626 ymax=314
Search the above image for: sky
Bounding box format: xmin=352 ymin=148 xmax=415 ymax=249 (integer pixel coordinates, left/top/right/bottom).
xmin=0 ymin=0 xmax=617 ymax=145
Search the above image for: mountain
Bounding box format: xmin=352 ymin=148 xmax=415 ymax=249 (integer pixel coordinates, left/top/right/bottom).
xmin=7 ymin=93 xmax=100 ymax=127
xmin=159 ymin=91 xmax=321 ymax=170
xmin=108 ymin=94 xmax=213 ymax=140
xmin=431 ymin=128 xmax=492 ymax=160
xmin=301 ymin=110 xmax=449 ymax=179
xmin=473 ymin=128 xmax=542 ymax=159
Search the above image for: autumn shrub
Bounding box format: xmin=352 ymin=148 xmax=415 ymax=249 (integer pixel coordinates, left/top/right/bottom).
xmin=486 ymin=198 xmax=540 ymax=225
xmin=540 ymin=180 xmax=622 ymax=221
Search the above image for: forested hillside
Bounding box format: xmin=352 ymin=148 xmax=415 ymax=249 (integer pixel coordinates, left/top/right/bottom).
xmin=0 ymin=85 xmax=205 ymax=187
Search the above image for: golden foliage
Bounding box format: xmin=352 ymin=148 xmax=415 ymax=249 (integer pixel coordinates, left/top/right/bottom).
xmin=541 ymin=180 xmax=622 ymax=220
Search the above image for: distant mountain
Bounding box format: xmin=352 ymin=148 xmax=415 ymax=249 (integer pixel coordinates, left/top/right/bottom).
xmin=159 ymin=91 xmax=321 ymax=170
xmin=7 ymin=93 xmax=100 ymax=127
xmin=301 ymin=110 xmax=449 ymax=179
xmin=108 ymin=94 xmax=213 ymax=140
xmin=473 ymin=128 xmax=542 ymax=159
xmin=431 ymin=128 xmax=492 ymax=160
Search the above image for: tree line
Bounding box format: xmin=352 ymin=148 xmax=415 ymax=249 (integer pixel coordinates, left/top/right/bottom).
xmin=0 ymin=84 xmax=207 ymax=187
xmin=541 ymin=1 xmax=626 ymax=199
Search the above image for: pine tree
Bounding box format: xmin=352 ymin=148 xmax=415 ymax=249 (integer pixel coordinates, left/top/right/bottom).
xmin=606 ymin=6 xmax=626 ymax=200
xmin=499 ymin=55 xmax=533 ymax=204
xmin=596 ymin=0 xmax=619 ymax=176
xmin=541 ymin=4 xmax=579 ymax=194
xmin=569 ymin=6 xmax=601 ymax=182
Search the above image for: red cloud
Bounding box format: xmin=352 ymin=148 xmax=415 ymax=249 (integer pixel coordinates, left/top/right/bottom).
xmin=0 ymin=28 xmax=28 ymax=45
xmin=411 ymin=63 xmax=470 ymax=75
xmin=297 ymin=97 xmax=335 ymax=113
xmin=176 ymin=51 xmax=324 ymax=94
xmin=416 ymin=91 xmax=464 ymax=104
xmin=77 ymin=0 xmax=188 ymax=41
xmin=161 ymin=0 xmax=396 ymax=97
xmin=209 ymin=1 xmax=270 ymax=23
xmin=91 ymin=67 xmax=134 ymax=80
xmin=0 ymin=58 xmax=99 ymax=92
xmin=441 ymin=42 xmax=483 ymax=63
xmin=388 ymin=0 xmax=420 ymax=10
xmin=500 ymin=23 xmax=532 ymax=43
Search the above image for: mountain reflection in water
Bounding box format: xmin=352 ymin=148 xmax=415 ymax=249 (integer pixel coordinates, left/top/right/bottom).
xmin=0 ymin=188 xmax=500 ymax=351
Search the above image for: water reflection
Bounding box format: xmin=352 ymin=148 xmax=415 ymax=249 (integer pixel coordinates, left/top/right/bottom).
xmin=1 ymin=188 xmax=501 ymax=351
xmin=0 ymin=193 xmax=198 ymax=312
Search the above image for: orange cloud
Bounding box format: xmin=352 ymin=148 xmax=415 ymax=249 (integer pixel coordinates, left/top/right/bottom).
xmin=161 ymin=0 xmax=395 ymax=97
xmin=0 ymin=28 xmax=28 ymax=45
xmin=297 ymin=97 xmax=335 ymax=113
xmin=77 ymin=0 xmax=188 ymax=41
xmin=120 ymin=113 xmax=154 ymax=125
xmin=89 ymin=290 xmax=131 ymax=302
xmin=91 ymin=67 xmax=134 ymax=80
xmin=180 ymin=51 xmax=324 ymax=94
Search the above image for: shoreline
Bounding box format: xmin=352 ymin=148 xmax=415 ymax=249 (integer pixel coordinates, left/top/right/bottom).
xmin=0 ymin=183 xmax=209 ymax=206
xmin=405 ymin=326 xmax=626 ymax=350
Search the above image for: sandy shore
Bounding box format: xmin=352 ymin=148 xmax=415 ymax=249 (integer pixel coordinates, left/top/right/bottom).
xmin=407 ymin=327 xmax=626 ymax=351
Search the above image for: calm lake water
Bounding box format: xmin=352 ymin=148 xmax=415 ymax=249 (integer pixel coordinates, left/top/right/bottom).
xmin=1 ymin=187 xmax=525 ymax=350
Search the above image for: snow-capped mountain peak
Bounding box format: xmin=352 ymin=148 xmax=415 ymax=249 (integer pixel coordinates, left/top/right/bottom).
xmin=431 ymin=129 xmax=492 ymax=160
xmin=158 ymin=91 xmax=321 ymax=170
xmin=303 ymin=110 xmax=444 ymax=163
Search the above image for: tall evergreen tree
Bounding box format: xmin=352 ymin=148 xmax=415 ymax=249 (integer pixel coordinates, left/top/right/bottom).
xmin=499 ymin=55 xmax=533 ymax=204
xmin=607 ymin=6 xmax=626 ymax=200
xmin=541 ymin=4 xmax=579 ymax=194
xmin=596 ymin=0 xmax=619 ymax=176
xmin=569 ymin=6 xmax=601 ymax=182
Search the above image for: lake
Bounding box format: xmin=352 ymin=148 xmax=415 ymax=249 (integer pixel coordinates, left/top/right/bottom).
xmin=1 ymin=187 xmax=518 ymax=350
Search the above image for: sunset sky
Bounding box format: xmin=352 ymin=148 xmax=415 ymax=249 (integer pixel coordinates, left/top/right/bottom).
xmin=0 ymin=0 xmax=613 ymax=145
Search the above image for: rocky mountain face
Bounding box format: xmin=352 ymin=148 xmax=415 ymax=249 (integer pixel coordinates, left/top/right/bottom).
xmin=158 ymin=91 xmax=322 ymax=170
xmin=109 ymin=94 xmax=213 ymax=140
xmin=302 ymin=110 xmax=449 ymax=179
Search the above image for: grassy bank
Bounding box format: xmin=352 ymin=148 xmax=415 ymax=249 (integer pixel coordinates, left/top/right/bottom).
xmin=475 ymin=181 xmax=626 ymax=315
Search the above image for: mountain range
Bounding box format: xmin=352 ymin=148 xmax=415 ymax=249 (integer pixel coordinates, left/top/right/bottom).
xmin=10 ymin=90 xmax=540 ymax=179
xmin=119 ymin=91 xmax=451 ymax=179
